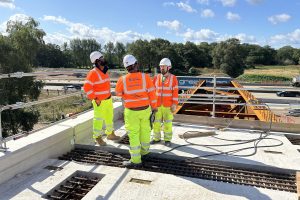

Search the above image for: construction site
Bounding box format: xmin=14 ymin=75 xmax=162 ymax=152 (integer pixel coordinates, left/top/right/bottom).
xmin=0 ymin=71 xmax=300 ymax=200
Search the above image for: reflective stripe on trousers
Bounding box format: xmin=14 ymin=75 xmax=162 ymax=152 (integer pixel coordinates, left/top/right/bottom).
xmin=153 ymin=105 xmax=174 ymax=142
xmin=125 ymin=107 xmax=151 ymax=164
xmin=92 ymin=98 xmax=114 ymax=139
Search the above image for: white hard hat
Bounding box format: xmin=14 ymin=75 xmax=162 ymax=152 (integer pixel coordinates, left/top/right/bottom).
xmin=123 ymin=55 xmax=137 ymax=68
xmin=159 ymin=58 xmax=172 ymax=68
xmin=90 ymin=51 xmax=103 ymax=64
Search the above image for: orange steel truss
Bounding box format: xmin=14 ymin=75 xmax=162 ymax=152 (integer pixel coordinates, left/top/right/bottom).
xmin=175 ymin=79 xmax=285 ymax=123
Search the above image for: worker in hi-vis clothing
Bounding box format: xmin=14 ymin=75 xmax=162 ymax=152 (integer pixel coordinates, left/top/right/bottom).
xmin=151 ymin=58 xmax=178 ymax=147
xmin=83 ymin=51 xmax=120 ymax=146
xmin=116 ymin=55 xmax=157 ymax=167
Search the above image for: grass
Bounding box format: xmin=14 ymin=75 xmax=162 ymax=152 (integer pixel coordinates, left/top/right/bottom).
xmin=34 ymin=90 xmax=92 ymax=123
xmin=243 ymin=65 xmax=300 ymax=78
xmin=236 ymin=74 xmax=291 ymax=83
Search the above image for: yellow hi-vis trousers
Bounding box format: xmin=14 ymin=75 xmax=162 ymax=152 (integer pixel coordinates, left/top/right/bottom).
xmin=124 ymin=106 xmax=151 ymax=164
xmin=92 ymin=98 xmax=114 ymax=139
xmin=153 ymin=106 xmax=174 ymax=142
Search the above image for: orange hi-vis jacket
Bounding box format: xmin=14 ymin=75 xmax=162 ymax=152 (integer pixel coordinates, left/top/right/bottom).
xmin=115 ymin=72 xmax=157 ymax=109
xmin=153 ymin=73 xmax=178 ymax=107
xmin=83 ymin=67 xmax=111 ymax=100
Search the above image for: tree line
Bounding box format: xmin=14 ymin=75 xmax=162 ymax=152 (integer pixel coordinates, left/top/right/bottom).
xmin=1 ymin=17 xmax=300 ymax=137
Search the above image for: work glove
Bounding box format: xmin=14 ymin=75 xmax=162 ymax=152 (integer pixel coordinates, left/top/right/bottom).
xmin=171 ymin=104 xmax=177 ymax=113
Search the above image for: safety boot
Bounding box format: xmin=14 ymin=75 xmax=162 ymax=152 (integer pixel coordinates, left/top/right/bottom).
xmin=164 ymin=141 xmax=171 ymax=147
xmin=122 ymin=160 xmax=142 ymax=168
xmin=150 ymin=139 xmax=161 ymax=144
xmin=95 ymin=137 xmax=106 ymax=146
xmin=107 ymin=131 xmax=121 ymax=140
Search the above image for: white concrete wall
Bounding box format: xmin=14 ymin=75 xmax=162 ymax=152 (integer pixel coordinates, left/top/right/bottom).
xmin=0 ymin=102 xmax=123 ymax=185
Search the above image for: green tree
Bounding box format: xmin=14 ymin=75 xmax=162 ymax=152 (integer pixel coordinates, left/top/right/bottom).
xmin=276 ymin=46 xmax=297 ymax=65
xmin=69 ymin=38 xmax=101 ymax=67
xmin=114 ymin=42 xmax=126 ymax=68
xmin=103 ymin=42 xmax=115 ymax=67
xmin=0 ymin=17 xmax=45 ymax=137
xmin=212 ymin=38 xmax=244 ymax=78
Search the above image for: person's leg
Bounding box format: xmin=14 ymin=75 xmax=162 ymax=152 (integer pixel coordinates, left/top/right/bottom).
xmin=139 ymin=107 xmax=151 ymax=156
xmin=152 ymin=106 xmax=163 ymax=142
xmin=92 ymin=100 xmax=106 ymax=145
xmin=103 ymin=98 xmax=120 ymax=140
xmin=124 ymin=108 xmax=142 ymax=164
xmin=163 ymin=106 xmax=174 ymax=143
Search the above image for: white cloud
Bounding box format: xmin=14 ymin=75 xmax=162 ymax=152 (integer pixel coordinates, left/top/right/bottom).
xmin=246 ymin=0 xmax=263 ymax=5
xmin=42 ymin=15 xmax=155 ymax=45
xmin=201 ymin=9 xmax=215 ymax=18
xmin=197 ymin=0 xmax=209 ymax=5
xmin=269 ymin=29 xmax=300 ymax=47
xmin=163 ymin=1 xmax=197 ymax=13
xmin=0 ymin=0 xmax=15 ymax=9
xmin=179 ymin=27 xmax=257 ymax=45
xmin=226 ymin=12 xmax=241 ymax=21
xmin=157 ymin=20 xmax=182 ymax=31
xmin=0 ymin=14 xmax=31 ymax=35
xmin=268 ymin=14 xmax=291 ymax=25
xmin=230 ymin=33 xmax=256 ymax=43
xmin=42 ymin=15 xmax=70 ymax=25
xmin=180 ymin=28 xmax=219 ymax=43
xmin=220 ymin=0 xmax=236 ymax=7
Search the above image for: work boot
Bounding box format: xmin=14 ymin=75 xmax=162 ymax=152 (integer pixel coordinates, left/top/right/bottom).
xmin=122 ymin=160 xmax=142 ymax=168
xmin=150 ymin=139 xmax=161 ymax=144
xmin=95 ymin=137 xmax=106 ymax=146
xmin=164 ymin=141 xmax=171 ymax=147
xmin=107 ymin=131 xmax=121 ymax=140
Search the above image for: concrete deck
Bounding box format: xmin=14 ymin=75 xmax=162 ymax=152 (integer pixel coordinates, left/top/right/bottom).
xmin=0 ymin=159 xmax=297 ymax=200
xmin=0 ymin=102 xmax=299 ymax=199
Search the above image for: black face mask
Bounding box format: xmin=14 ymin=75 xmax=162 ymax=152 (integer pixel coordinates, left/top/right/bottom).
xmin=95 ymin=59 xmax=108 ymax=74
xmin=102 ymin=65 xmax=108 ymax=74
xmin=99 ymin=59 xmax=107 ymax=66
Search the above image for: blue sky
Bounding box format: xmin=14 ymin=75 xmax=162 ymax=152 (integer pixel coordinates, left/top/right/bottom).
xmin=1 ymin=0 xmax=300 ymax=48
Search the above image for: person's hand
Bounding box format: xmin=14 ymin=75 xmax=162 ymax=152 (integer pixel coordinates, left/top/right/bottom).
xmin=95 ymin=99 xmax=101 ymax=106
xmin=152 ymin=107 xmax=158 ymax=113
xmin=171 ymin=104 xmax=177 ymax=112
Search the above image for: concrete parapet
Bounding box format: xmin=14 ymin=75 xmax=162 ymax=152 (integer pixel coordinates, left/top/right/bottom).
xmin=0 ymin=102 xmax=123 ymax=185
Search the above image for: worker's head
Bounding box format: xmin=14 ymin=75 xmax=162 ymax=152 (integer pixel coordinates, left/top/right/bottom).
xmin=159 ymin=58 xmax=172 ymax=75
xmin=90 ymin=51 xmax=108 ymax=73
xmin=123 ymin=54 xmax=138 ymax=73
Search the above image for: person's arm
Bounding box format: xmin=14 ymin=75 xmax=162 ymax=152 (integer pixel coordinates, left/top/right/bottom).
xmin=172 ymin=76 xmax=179 ymax=105
xmin=171 ymin=76 xmax=179 ymax=112
xmin=115 ymin=77 xmax=124 ymax=97
xmin=83 ymin=71 xmax=96 ymax=100
xmin=146 ymin=74 xmax=157 ymax=110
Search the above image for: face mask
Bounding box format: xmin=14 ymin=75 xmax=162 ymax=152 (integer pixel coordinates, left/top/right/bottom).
xmin=99 ymin=59 xmax=107 ymax=66
xmin=101 ymin=65 xmax=108 ymax=74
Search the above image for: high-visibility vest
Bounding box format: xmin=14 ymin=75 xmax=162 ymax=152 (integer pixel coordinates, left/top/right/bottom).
xmin=83 ymin=67 xmax=111 ymax=100
xmin=153 ymin=73 xmax=178 ymax=107
xmin=115 ymin=72 xmax=157 ymax=109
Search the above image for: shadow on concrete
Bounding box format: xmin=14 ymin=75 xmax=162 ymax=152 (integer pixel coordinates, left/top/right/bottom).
xmin=98 ymin=168 xmax=130 ymax=200
xmin=0 ymin=159 xmax=71 ymax=199
xmin=181 ymin=175 xmax=273 ymax=200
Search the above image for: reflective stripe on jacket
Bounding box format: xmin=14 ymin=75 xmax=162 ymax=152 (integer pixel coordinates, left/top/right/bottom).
xmin=153 ymin=73 xmax=178 ymax=107
xmin=83 ymin=67 xmax=111 ymax=100
xmin=115 ymin=72 xmax=157 ymax=109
